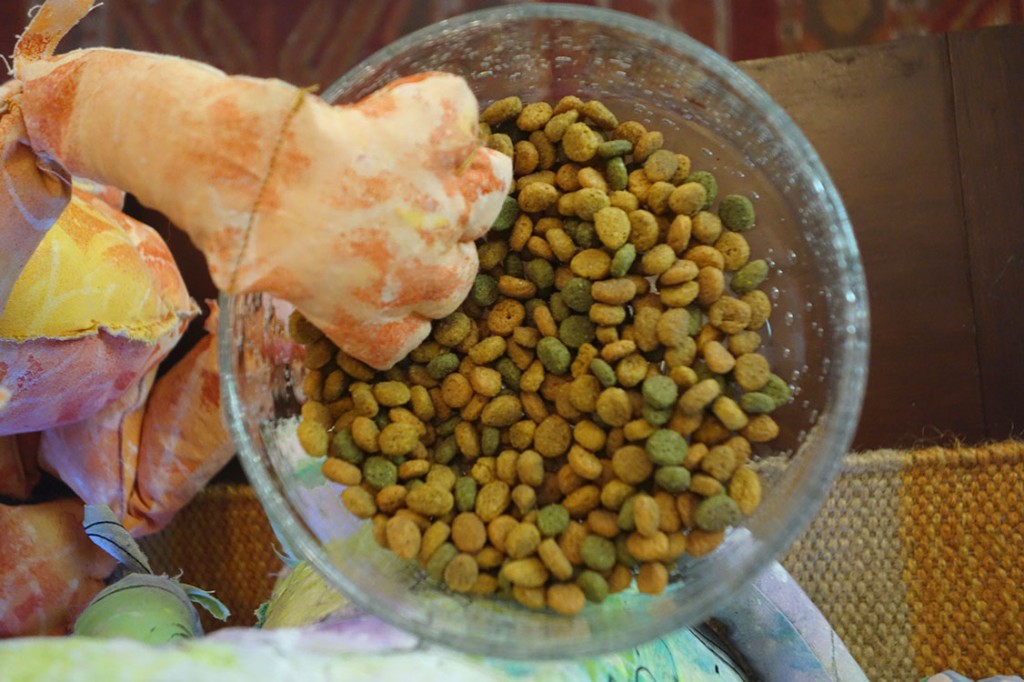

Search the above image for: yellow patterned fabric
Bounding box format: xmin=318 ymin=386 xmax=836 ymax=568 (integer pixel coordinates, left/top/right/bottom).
xmin=141 ymin=443 xmax=1024 ymax=680
xmin=0 ymin=192 xmax=189 ymax=343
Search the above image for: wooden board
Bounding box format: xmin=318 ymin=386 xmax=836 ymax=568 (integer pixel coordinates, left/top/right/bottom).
xmin=741 ymin=36 xmax=991 ymax=449
xmin=948 ymin=25 xmax=1024 ymax=441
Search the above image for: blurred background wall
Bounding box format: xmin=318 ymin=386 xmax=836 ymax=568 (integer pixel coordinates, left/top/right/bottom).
xmin=3 ymin=0 xmax=1021 ymax=90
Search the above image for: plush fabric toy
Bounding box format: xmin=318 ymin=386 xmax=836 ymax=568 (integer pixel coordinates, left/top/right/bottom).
xmin=0 ymin=0 xmax=511 ymax=636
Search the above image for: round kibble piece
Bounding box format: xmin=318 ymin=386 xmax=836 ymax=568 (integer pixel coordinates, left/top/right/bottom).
xmin=685 ymin=171 xmax=718 ymax=208
xmin=729 ymin=467 xmax=763 ymax=515
xmin=561 ymin=277 xmax=594 ymax=312
xmin=609 ymin=243 xmax=636 ymax=278
xmin=641 ymin=375 xmax=678 ymax=410
xmin=547 ymin=583 xmax=586 ymax=615
xmin=386 ymin=515 xmax=422 ymax=560
xmin=559 ymin=315 xmax=596 ymax=349
xmin=654 ymin=466 xmax=691 ymax=493
xmin=645 ymin=428 xmax=688 ymax=466
xmin=407 ymin=484 xmax=454 ymax=517
xmin=739 ymin=391 xmax=776 ymax=414
xmin=562 ymin=123 xmax=601 ymax=162
xmin=595 ymin=387 xmax=632 ymax=427
xmin=482 ymin=96 xmax=522 ymax=125
xmin=731 ymin=259 xmax=769 ymax=295
xmin=718 ymin=194 xmax=756 ymax=231
xmin=538 ymin=503 xmax=571 ymax=537
xmin=694 ymin=494 xmax=742 ymax=532
xmin=580 ymin=535 xmax=616 ymax=571
xmin=577 ymin=570 xmax=609 ymax=604
xmin=594 ymin=207 xmax=631 ymax=250
xmin=378 ymin=422 xmax=420 ymax=457
xmin=363 ymin=456 xmax=398 ymax=489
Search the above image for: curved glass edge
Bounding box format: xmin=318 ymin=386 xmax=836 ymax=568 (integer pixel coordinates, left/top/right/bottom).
xmin=215 ymin=292 xmax=384 ymax=629
xmin=222 ymin=3 xmax=872 ymax=659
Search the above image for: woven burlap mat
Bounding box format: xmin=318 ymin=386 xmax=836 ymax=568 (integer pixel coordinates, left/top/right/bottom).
xmin=139 ymin=442 xmax=1024 ymax=680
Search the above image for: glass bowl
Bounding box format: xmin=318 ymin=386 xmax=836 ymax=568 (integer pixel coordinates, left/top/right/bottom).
xmin=220 ymin=3 xmax=869 ymax=660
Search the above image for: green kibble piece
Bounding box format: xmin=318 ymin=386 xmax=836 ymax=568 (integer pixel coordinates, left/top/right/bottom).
xmin=577 ymin=570 xmax=610 ymax=604
xmin=561 ymin=277 xmax=594 ymax=313
xmin=686 ymin=305 xmax=703 ymax=335
xmin=524 ymin=258 xmax=556 ymax=290
xmin=617 ymin=495 xmax=637 ymax=531
xmin=455 ymin=476 xmax=478 ymax=512
xmin=597 ymin=139 xmax=633 ymax=158
xmin=427 ymin=352 xmax=460 ymax=380
xmin=645 ymin=429 xmax=688 ymax=467
xmin=732 ymin=259 xmax=769 ymax=295
xmin=718 ymin=194 xmax=756 ymax=231
xmin=373 ymin=412 xmax=391 ymax=431
xmin=641 ymin=403 xmax=672 ymax=426
xmin=435 ymin=436 xmax=459 ymax=464
xmin=605 ymin=156 xmax=628 ymax=191
xmin=537 ymin=504 xmax=571 ymax=537
xmin=563 ymin=219 xmax=581 ymax=240
xmin=739 ymin=392 xmax=777 ymax=414
xmin=590 ymin=358 xmax=617 ymax=387
xmin=480 ymin=426 xmax=501 ymax=456
xmin=615 ymin=534 xmax=637 ymax=568
xmin=685 ymin=171 xmax=718 ymax=208
xmin=654 ymin=466 xmax=692 ymax=493
xmin=363 ymin=456 xmax=398 ymax=489
xmin=580 ymin=535 xmax=617 ymax=572
xmin=330 ymin=430 xmax=364 ymax=465
xmin=641 ymin=375 xmax=679 ymax=410
xmin=504 ymin=251 xmax=524 ymax=278
xmin=573 ymin=221 xmax=597 ymax=248
xmin=492 ymin=195 xmax=520 ymax=231
xmin=694 ymin=494 xmax=742 ymax=532
xmin=549 ymin=292 xmax=571 ymax=322
xmin=471 ymin=274 xmax=500 ymax=307
xmin=559 ymin=315 xmax=596 ymax=349
xmin=761 ymin=374 xmax=792 ymax=408
xmin=478 ymin=242 xmax=507 ymax=271
xmin=537 ymin=336 xmax=572 ymax=375
xmin=609 ymin=243 xmax=636 ymax=278
xmin=434 ymin=312 xmax=472 ymax=347
xmin=496 ymin=357 xmax=522 ymax=390
xmin=436 ymin=416 xmax=462 ymax=437
xmin=425 ymin=542 xmax=459 ymax=581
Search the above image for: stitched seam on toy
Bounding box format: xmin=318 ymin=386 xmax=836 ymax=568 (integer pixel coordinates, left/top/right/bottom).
xmin=228 ymin=89 xmax=306 ymax=291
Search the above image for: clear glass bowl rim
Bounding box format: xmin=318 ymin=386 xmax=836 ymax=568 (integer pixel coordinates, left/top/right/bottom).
xmin=220 ymin=2 xmax=870 ymax=659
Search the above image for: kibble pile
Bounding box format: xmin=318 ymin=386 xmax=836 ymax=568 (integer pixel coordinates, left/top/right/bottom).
xmin=289 ymin=94 xmax=791 ymax=615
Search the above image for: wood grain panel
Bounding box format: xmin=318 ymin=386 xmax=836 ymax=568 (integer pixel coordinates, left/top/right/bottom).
xmin=740 ymin=38 xmax=988 ymax=449
xmin=949 ymin=25 xmax=1024 ymax=440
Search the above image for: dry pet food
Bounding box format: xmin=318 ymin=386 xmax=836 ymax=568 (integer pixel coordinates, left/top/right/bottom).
xmin=291 ymin=95 xmax=788 ymax=615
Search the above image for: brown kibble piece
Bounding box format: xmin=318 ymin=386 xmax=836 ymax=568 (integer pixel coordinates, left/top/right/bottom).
xmin=596 ymin=387 xmax=633 ymax=427
xmin=341 ymin=486 xmax=376 ymax=519
xmin=686 ymin=529 xmax=725 ymax=557
xmin=503 ymin=557 xmax=550 ymax=587
xmin=537 ymin=538 xmax=574 ymax=581
xmin=451 ymin=512 xmax=488 ymax=553
xmin=322 ymin=458 xmax=362 ymax=487
xmin=534 ymin=414 xmax=572 ymax=457
xmin=637 ymin=562 xmax=669 ymax=594
xmin=386 ymin=515 xmax=422 ymax=561
xmin=476 ymin=481 xmax=512 ymax=522
xmin=632 ymin=494 xmax=662 ymax=538
xmin=444 ymin=553 xmax=480 ymax=593
xmin=729 ymin=467 xmax=763 ymax=515
xmin=611 ymin=445 xmax=654 ymax=485
xmin=547 ymin=582 xmax=587 ymax=615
